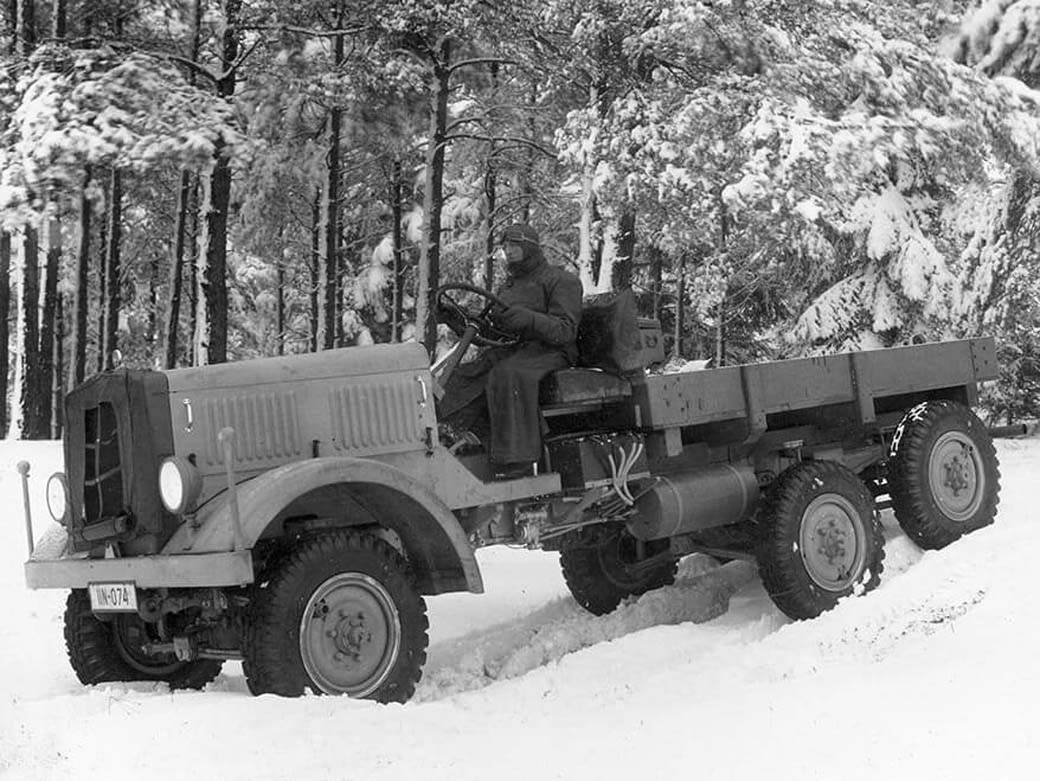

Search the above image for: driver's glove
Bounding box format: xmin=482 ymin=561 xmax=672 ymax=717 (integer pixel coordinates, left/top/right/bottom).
xmin=494 ymin=304 xmax=535 ymax=335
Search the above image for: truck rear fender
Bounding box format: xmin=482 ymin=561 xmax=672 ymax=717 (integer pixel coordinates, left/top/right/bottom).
xmin=163 ymin=457 xmax=482 ymax=595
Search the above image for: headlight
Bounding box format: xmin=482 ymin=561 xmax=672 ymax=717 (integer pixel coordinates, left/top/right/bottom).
xmin=46 ymin=472 xmax=70 ymax=525
xmin=159 ymin=457 xmax=202 ymax=514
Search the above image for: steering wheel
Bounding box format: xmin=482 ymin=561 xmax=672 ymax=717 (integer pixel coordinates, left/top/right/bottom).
xmin=435 ymin=283 xmax=520 ymax=348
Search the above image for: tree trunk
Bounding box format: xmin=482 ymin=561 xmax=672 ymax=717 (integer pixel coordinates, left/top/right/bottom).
xmin=16 ymin=0 xmax=33 ymax=55
xmin=53 ymin=291 xmax=64 ymax=437
xmin=5 ymin=0 xmax=17 ymax=54
xmin=202 ymin=150 xmax=231 ymax=365
xmin=649 ymin=245 xmax=663 ymax=321
xmin=576 ymin=88 xmax=599 ymax=293
xmin=38 ymin=218 xmax=60 ymax=435
xmin=165 ymin=170 xmax=192 ymax=368
xmin=276 ymin=261 xmax=285 ymax=356
xmin=417 ymin=41 xmax=451 ymax=355
xmin=199 ymin=0 xmax=241 ymax=365
xmin=391 ymin=159 xmax=404 ymax=343
xmin=321 ymin=3 xmax=345 ymax=351
xmin=673 ymin=252 xmax=686 ymax=360
xmin=51 ymin=0 xmax=65 ymax=38
xmin=310 ymin=187 xmax=320 ymax=352
xmin=12 ymin=0 xmax=38 ymax=437
xmin=522 ymin=81 xmax=537 ymax=222
xmin=613 ymin=211 xmax=636 ymax=292
xmin=102 ymin=168 xmax=123 ymax=370
xmin=715 ymin=193 xmax=728 ymax=367
xmin=193 ymin=162 xmax=213 ymax=366
xmin=484 ymin=62 xmax=499 ymax=290
xmin=165 ymin=0 xmax=202 ymax=368
xmin=0 ymin=231 xmax=10 ymax=435
xmin=714 ymin=302 xmax=725 ymax=367
xmin=483 ymin=160 xmax=496 ymax=291
xmin=96 ymin=196 xmax=108 ymax=374
xmin=187 ymin=176 xmax=199 ymax=365
xmin=71 ymin=171 xmax=91 ymax=386
xmin=335 ymin=232 xmax=347 ymax=347
xmin=148 ymin=253 xmax=159 ymax=353
xmin=18 ymin=226 xmax=41 ymax=439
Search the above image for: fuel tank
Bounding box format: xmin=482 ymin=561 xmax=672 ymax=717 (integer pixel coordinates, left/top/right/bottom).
xmin=628 ymin=464 xmax=759 ymax=540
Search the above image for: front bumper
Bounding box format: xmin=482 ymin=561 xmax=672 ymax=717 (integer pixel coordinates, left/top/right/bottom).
xmin=25 ymin=527 xmax=254 ymax=589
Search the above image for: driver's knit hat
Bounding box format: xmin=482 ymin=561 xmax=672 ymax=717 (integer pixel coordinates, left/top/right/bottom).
xmin=501 ymin=223 xmax=540 ymax=247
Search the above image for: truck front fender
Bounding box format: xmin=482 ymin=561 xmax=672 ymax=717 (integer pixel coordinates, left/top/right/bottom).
xmin=164 ymin=457 xmax=482 ymax=595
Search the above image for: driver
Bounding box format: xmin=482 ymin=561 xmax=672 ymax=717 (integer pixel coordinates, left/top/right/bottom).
xmin=438 ymin=223 xmax=583 ymax=479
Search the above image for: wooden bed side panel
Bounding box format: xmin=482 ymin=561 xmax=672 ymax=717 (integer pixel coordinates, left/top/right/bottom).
xmin=634 ymin=339 xmax=996 ymax=430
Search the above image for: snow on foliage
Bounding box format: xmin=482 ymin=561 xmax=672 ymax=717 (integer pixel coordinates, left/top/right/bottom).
xmin=953 ymin=0 xmax=1040 ymax=83
xmin=547 ymin=0 xmax=1040 ymax=363
xmin=0 ymin=45 xmax=238 ymax=227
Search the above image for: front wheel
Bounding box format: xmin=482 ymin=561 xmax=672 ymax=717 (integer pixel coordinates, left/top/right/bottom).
xmin=757 ymin=461 xmax=885 ymax=620
xmin=560 ymin=526 xmax=677 ymax=616
xmin=64 ymin=590 xmax=223 ymax=689
xmin=243 ymin=530 xmax=428 ymax=702
xmin=888 ymin=400 xmax=1000 ymax=550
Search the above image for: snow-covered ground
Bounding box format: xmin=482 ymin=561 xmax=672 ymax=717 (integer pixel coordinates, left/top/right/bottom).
xmin=2 ymin=438 xmax=1038 ymax=780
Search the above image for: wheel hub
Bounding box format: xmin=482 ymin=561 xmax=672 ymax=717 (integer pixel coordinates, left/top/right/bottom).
xmin=815 ymin=521 xmax=849 ymax=569
xmin=328 ymin=611 xmax=373 ymax=663
xmin=928 ymin=432 xmax=984 ymax=522
xmin=300 ymin=574 xmax=401 ymax=696
xmin=799 ymin=493 xmax=865 ymax=591
xmin=942 ymin=455 xmax=971 ymax=493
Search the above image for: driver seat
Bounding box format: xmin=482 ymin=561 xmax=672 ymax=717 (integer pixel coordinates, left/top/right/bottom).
xmin=540 ymin=291 xmax=664 ymax=414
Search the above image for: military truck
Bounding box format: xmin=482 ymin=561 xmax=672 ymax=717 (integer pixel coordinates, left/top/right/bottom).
xmin=20 ymin=284 xmax=1002 ymax=703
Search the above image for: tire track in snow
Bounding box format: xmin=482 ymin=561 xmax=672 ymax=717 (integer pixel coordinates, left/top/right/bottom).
xmin=414 ymin=556 xmax=759 ymax=702
xmin=416 ymin=514 xmax=993 ymax=702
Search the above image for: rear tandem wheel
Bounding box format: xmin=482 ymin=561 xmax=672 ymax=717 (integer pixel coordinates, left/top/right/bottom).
xmin=756 ymin=461 xmax=885 ymax=620
xmin=887 ymin=400 xmax=1000 ymax=550
xmin=560 ymin=525 xmax=677 ymax=616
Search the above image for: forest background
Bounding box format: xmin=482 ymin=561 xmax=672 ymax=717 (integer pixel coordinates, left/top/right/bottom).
xmin=1 ymin=0 xmax=1038 ymax=441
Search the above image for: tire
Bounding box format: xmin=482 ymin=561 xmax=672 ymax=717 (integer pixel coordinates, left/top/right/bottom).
xmin=560 ymin=526 xmax=677 ymax=616
xmin=757 ymin=461 xmax=885 ymax=620
xmin=888 ymin=400 xmax=1000 ymax=550
xmin=63 ymin=590 xmax=223 ymax=690
xmin=243 ymin=530 xmax=428 ymax=703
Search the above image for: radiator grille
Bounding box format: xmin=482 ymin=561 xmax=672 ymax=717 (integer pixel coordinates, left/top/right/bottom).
xmin=82 ymin=402 xmax=124 ymax=523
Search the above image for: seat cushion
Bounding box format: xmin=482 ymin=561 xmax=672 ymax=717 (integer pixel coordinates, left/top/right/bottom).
xmin=541 ymin=368 xmax=632 ymax=407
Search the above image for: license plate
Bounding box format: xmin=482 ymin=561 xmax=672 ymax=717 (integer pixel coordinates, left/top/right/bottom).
xmin=88 ymin=582 xmax=139 ymax=613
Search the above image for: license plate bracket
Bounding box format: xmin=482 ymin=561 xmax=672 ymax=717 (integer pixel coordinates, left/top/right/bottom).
xmin=88 ymin=582 xmax=139 ymax=613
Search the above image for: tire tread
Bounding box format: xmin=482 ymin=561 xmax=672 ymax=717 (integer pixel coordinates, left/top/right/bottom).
xmin=757 ymin=461 xmax=885 ymax=620
xmin=560 ymin=532 xmax=677 ymax=616
xmin=888 ymin=400 xmax=1000 ymax=550
xmin=64 ymin=590 xmax=223 ymax=690
xmin=243 ymin=530 xmax=428 ymax=702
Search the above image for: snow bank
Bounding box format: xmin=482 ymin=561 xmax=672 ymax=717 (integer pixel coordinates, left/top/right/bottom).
xmin=2 ymin=438 xmax=1038 ymax=780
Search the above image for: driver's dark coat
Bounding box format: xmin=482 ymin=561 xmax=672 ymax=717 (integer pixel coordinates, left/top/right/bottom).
xmin=439 ymin=259 xmax=583 ymax=464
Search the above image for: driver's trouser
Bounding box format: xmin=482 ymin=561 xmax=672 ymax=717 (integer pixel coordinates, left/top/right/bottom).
xmin=438 ymin=344 xmax=569 ymax=465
